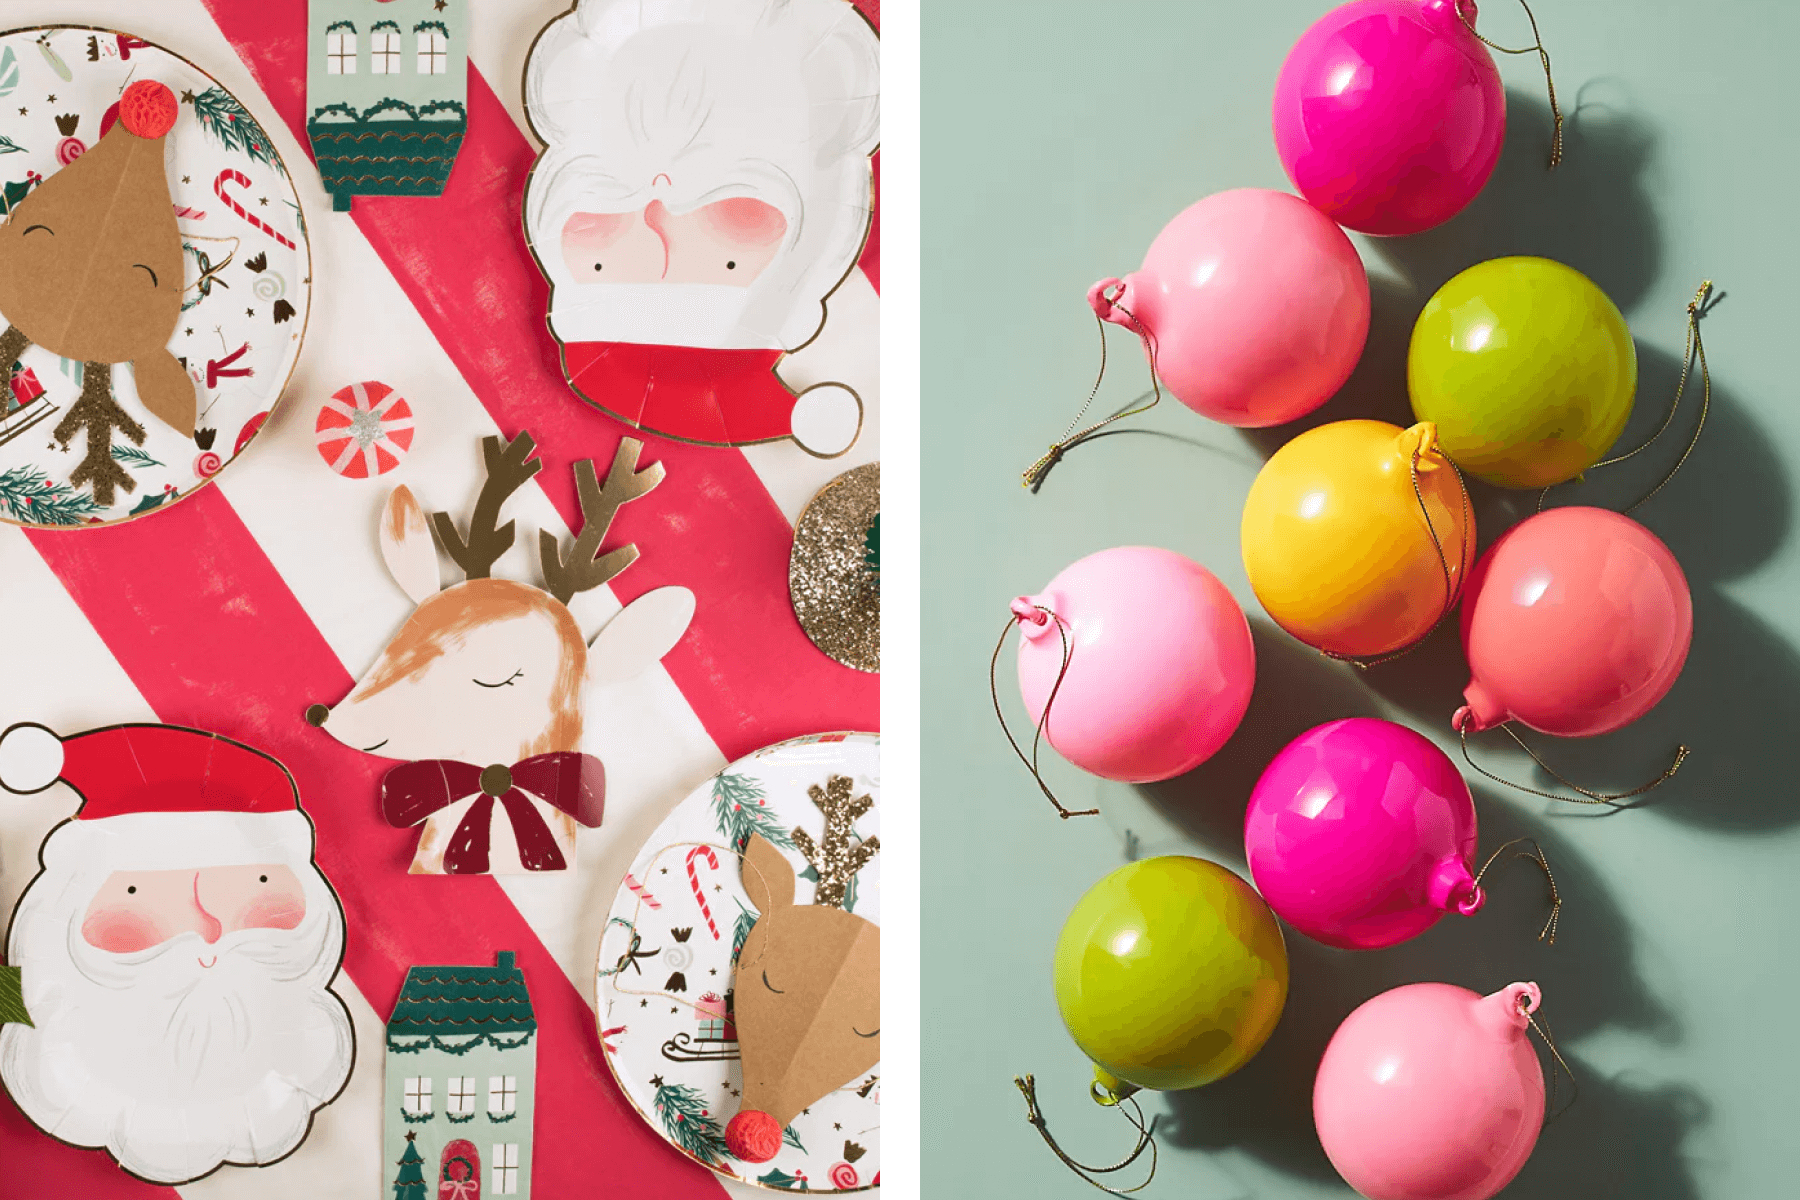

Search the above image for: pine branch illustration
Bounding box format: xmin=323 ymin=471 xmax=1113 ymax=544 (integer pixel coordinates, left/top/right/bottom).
xmin=651 ymin=1077 xmax=730 ymax=1167
xmin=186 ymin=86 xmax=287 ymax=177
xmin=111 ymin=443 xmax=163 ymax=468
xmin=712 ymin=772 xmax=793 ymax=853
xmin=0 ymin=466 xmax=102 ymax=525
xmin=730 ymin=900 xmax=758 ymax=965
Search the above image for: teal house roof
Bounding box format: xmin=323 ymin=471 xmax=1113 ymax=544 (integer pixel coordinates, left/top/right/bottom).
xmin=387 ymin=951 xmax=537 ymax=1044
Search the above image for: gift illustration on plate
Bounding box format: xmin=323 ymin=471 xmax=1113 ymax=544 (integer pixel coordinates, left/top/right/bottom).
xmin=522 ymin=0 xmax=880 ymax=456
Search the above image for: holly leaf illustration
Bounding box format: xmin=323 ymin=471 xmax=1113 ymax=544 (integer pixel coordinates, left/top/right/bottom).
xmin=0 ymin=964 xmax=32 ymax=1027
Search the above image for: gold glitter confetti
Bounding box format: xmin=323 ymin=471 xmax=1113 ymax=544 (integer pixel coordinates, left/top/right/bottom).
xmin=790 ymin=774 xmax=878 ymax=910
xmin=789 ymin=462 xmax=879 ymax=673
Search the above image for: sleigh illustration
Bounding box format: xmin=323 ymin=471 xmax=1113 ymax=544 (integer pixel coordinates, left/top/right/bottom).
xmin=0 ymin=368 xmax=56 ymax=448
xmin=661 ymin=991 xmax=739 ymax=1064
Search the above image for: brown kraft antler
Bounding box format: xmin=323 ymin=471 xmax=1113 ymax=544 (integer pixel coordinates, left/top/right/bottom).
xmin=540 ymin=436 xmax=663 ymax=604
xmin=790 ymin=775 xmax=879 ymax=910
xmin=432 ymin=430 xmax=544 ymax=580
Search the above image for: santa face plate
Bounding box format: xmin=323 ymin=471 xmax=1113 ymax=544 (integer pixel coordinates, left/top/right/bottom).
xmin=0 ymin=26 xmax=308 ymax=527
xmin=597 ymin=732 xmax=880 ymax=1193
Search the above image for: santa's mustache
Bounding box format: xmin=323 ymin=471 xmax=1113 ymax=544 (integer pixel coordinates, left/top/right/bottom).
xmin=66 ymin=915 xmax=335 ymax=992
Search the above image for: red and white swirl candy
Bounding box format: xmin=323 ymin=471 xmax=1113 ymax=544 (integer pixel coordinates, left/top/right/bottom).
xmin=315 ymin=381 xmax=414 ymax=478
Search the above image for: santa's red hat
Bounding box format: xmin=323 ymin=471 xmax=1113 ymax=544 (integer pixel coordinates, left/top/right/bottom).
xmin=0 ymin=722 xmax=315 ymax=871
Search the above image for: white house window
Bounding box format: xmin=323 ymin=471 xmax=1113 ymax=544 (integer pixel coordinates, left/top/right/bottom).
xmin=416 ymin=26 xmax=448 ymax=75
xmin=447 ymin=1076 xmax=477 ymax=1115
xmin=325 ymin=26 xmax=356 ymax=75
xmin=491 ymin=1143 xmax=519 ymax=1194
xmin=402 ymin=1076 xmax=431 ymax=1115
xmin=371 ymin=24 xmax=402 ymax=75
xmin=488 ymin=1075 xmax=517 ymax=1116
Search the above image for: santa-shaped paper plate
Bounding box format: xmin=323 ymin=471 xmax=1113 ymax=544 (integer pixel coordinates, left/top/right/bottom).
xmin=597 ymin=732 xmax=880 ymax=1193
xmin=0 ymin=26 xmax=308 ymax=528
xmin=521 ymin=0 xmax=878 ymax=459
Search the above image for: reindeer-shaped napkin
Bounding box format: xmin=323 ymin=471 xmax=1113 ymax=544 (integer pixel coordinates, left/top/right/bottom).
xmin=725 ymin=776 xmax=880 ymax=1163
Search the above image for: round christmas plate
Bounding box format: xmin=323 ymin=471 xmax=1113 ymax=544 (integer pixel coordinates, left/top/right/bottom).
xmin=0 ymin=26 xmax=308 ymax=528
xmin=597 ymin=732 xmax=881 ymax=1193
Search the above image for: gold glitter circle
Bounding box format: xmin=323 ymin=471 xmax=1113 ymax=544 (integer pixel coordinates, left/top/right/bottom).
xmin=790 ymin=462 xmax=879 ymax=673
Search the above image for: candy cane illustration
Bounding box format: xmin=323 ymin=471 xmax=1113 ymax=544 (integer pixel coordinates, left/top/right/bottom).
xmin=213 ymin=168 xmax=296 ymax=250
xmin=624 ymin=872 xmax=662 ymax=910
xmin=686 ymin=846 xmax=721 ymax=940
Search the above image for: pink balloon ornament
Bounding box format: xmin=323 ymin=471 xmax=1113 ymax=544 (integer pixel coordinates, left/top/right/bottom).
xmin=1246 ymin=718 xmax=1480 ymax=950
xmin=1457 ymin=506 xmax=1692 ymax=738
xmin=1272 ymin=0 xmax=1505 ymax=236
xmin=1090 ymin=188 xmax=1369 ymax=429
xmin=1012 ymin=547 xmax=1255 ymax=784
xmin=1315 ymin=981 xmax=1547 ymax=1200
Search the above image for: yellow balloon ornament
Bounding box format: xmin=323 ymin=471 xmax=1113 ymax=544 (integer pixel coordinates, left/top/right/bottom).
xmin=1241 ymin=420 xmax=1474 ymax=659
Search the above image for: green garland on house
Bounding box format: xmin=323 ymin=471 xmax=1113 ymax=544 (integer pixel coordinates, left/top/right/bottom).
xmin=650 ymin=1075 xmax=730 ymax=1167
xmin=386 ymin=1029 xmax=536 ymax=1056
xmin=713 ymin=771 xmax=793 ymax=853
xmin=186 ymin=86 xmax=287 ymax=177
xmin=0 ymin=466 xmax=102 ymax=525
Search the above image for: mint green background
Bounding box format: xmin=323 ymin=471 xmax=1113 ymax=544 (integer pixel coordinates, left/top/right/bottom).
xmin=924 ymin=3 xmax=1797 ymax=1197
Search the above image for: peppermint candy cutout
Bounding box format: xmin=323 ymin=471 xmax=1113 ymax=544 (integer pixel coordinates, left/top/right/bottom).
xmin=315 ymin=381 xmax=414 ymax=478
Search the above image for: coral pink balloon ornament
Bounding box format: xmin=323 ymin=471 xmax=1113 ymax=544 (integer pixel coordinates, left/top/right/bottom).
xmin=314 ymin=381 xmax=415 ymax=478
xmin=1245 ymin=718 xmax=1560 ymax=951
xmin=1315 ymin=982 xmax=1572 ymax=1200
xmin=1272 ymin=0 xmax=1563 ymax=237
xmin=991 ymin=547 xmax=1255 ymax=811
xmin=1455 ymin=506 xmax=1692 ymax=804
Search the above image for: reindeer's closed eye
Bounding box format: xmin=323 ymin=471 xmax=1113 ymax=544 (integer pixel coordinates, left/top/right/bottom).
xmin=472 ymin=669 xmax=523 ymax=688
xmin=133 ymin=263 xmax=159 ymax=287
xmin=853 ymin=1026 xmax=878 ymax=1038
xmin=761 ymin=969 xmax=784 ymax=995
xmin=22 ymin=224 xmax=51 ymax=237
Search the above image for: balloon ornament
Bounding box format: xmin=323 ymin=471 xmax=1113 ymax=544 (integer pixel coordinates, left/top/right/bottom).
xmin=1241 ymin=420 xmax=1473 ymax=661
xmin=1020 ymin=856 xmax=1288 ymax=1192
xmin=1273 ymin=0 xmax=1563 ymax=237
xmin=1410 ymin=257 xmax=1637 ymax=488
xmin=994 ymin=548 xmax=1255 ymax=803
xmin=1315 ymin=981 xmax=1569 ymax=1200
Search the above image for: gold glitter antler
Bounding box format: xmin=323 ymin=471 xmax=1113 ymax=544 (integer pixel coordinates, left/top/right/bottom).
xmin=791 ymin=775 xmax=879 ymax=910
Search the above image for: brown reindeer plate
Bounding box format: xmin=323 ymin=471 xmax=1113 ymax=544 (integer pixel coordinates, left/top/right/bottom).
xmin=0 ymin=27 xmax=308 ymax=528
xmin=597 ymin=732 xmax=880 ymax=1192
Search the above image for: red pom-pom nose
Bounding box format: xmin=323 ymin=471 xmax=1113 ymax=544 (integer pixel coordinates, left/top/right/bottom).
xmin=118 ymin=80 xmax=178 ymax=139
xmin=724 ymin=1109 xmax=782 ymax=1163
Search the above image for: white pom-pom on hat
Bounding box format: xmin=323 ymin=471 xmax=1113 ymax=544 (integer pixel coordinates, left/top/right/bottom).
xmin=0 ymin=723 xmax=63 ymax=794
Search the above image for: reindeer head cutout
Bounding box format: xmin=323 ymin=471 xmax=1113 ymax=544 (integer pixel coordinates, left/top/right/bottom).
xmin=307 ymin=430 xmax=694 ymax=874
xmin=726 ymin=777 xmax=880 ymax=1163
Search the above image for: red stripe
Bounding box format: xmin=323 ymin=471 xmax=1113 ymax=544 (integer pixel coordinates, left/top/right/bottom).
xmin=203 ymin=0 xmax=879 ymax=759
xmin=0 ymin=1094 xmax=179 ymax=1200
xmin=25 ymin=490 xmax=722 ymax=1198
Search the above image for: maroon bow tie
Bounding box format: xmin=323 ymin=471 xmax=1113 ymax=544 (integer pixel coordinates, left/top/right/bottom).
xmin=381 ymin=753 xmax=605 ymax=873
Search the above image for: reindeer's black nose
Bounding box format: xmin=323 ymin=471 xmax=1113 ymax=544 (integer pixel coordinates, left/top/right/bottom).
xmin=304 ymin=704 xmax=329 ymax=727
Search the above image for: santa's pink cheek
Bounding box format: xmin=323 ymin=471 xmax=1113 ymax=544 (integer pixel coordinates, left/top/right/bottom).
xmin=562 ymin=210 xmax=634 ymax=250
xmin=230 ymin=893 xmax=307 ymax=932
xmin=703 ymin=198 xmax=788 ymax=247
xmin=80 ymin=907 xmax=169 ymax=954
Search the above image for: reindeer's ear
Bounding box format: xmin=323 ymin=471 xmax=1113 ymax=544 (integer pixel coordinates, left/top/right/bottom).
xmin=380 ymin=485 xmax=441 ymax=604
xmin=741 ymin=834 xmax=794 ymax=916
xmin=587 ymin=586 xmax=695 ymax=685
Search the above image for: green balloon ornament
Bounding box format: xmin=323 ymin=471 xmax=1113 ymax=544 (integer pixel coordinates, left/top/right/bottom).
xmin=1409 ymin=257 xmax=1637 ymax=488
xmin=1054 ymin=855 xmax=1288 ymax=1099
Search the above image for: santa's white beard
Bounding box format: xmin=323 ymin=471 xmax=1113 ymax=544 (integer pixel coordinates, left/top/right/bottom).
xmin=0 ymin=861 xmax=353 ymax=1183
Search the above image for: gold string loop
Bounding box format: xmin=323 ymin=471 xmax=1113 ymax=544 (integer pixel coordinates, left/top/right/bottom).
xmin=1519 ymin=993 xmax=1580 ymax=1123
xmin=1322 ymin=450 xmax=1471 ymax=669
xmin=1022 ymin=289 xmax=1162 ymax=492
xmin=1470 ymin=837 xmax=1561 ymax=944
xmin=1015 ymin=1074 xmax=1158 ymax=1195
xmin=1457 ymin=0 xmax=1563 ymax=169
xmin=990 ymin=605 xmax=1099 ymax=818
xmin=1539 ymin=280 xmax=1718 ymax=515
xmin=1458 ymin=723 xmax=1689 ymax=809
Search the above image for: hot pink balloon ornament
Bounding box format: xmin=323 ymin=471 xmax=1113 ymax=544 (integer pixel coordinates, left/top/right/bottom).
xmin=1245 ymin=718 xmax=1481 ymax=950
xmin=1009 ymin=547 xmax=1255 ymax=786
xmin=1273 ymin=0 xmax=1511 ymax=236
xmin=1089 ymin=188 xmax=1369 ymax=429
xmin=1457 ymin=506 xmax=1692 ymax=738
xmin=1315 ymin=981 xmax=1547 ymax=1200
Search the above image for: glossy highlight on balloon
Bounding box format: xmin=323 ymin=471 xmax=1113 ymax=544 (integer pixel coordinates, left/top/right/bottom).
xmin=1273 ymin=0 xmax=1505 ymax=236
xmin=1014 ymin=547 xmax=1255 ymax=783
xmin=1458 ymin=506 xmax=1692 ymax=737
xmin=1241 ymin=420 xmax=1474 ymax=659
xmin=1315 ymin=982 xmax=1546 ymax=1200
xmin=1090 ymin=188 xmax=1370 ymax=428
xmin=1410 ymin=257 xmax=1637 ymax=488
xmin=1246 ymin=718 xmax=1481 ymax=950
xmin=1054 ymin=856 xmax=1288 ymax=1095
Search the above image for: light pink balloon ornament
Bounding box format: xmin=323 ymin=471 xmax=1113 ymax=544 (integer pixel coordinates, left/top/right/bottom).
xmin=1315 ymin=982 xmax=1551 ymax=1200
xmin=996 ymin=547 xmax=1255 ymax=805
